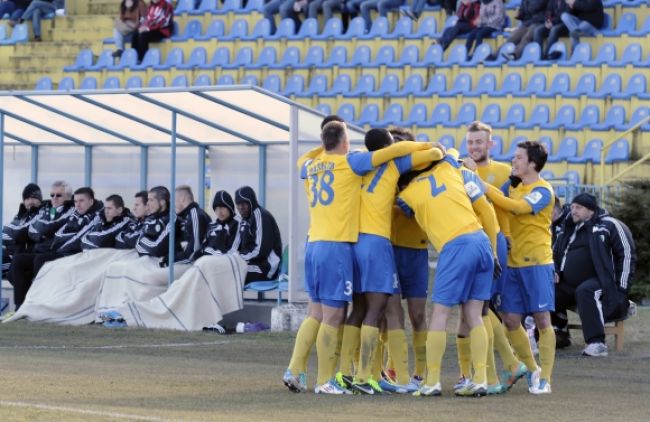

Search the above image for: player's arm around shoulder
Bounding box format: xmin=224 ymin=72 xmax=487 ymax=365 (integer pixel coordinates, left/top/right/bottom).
xmin=297 ymin=146 xmax=324 ymax=172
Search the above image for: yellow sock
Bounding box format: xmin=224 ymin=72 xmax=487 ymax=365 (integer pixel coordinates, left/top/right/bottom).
xmin=425 ymin=331 xmax=447 ymax=386
xmin=413 ymin=330 xmax=427 ymax=378
xmin=469 ymin=325 xmax=488 ymax=385
xmin=387 ymin=329 xmax=410 ymax=384
xmin=372 ymin=338 xmax=383 ymax=381
xmin=356 ymin=325 xmax=380 ymax=383
xmin=489 ymin=310 xmax=518 ymax=370
xmin=288 ymin=316 xmax=320 ymax=375
xmin=456 ymin=336 xmax=472 ymax=379
xmin=316 ymin=323 xmax=340 ymax=385
xmin=482 ymin=316 xmax=498 ymax=385
xmin=506 ymin=325 xmax=538 ymax=372
xmin=538 ymin=327 xmax=556 ymax=383
xmin=338 ymin=325 xmax=360 ymax=376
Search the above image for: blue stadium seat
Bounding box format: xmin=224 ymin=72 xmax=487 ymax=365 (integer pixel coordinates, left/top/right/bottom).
xmin=565 ymin=73 xmax=596 ymax=98
xmin=493 ymin=103 xmax=525 ymax=128
xmin=611 ymin=43 xmax=642 ymax=67
xmin=357 ymin=104 xmax=380 ymax=126
xmin=337 ymin=103 xmax=356 ymax=123
xmin=601 ymin=12 xmax=635 ymax=36
xmin=0 ymin=25 xmax=5 ymax=42
xmin=416 ymin=133 xmax=431 ymax=142
xmin=262 ymin=74 xmax=281 ymax=93
xmin=177 ymin=46 xmax=207 ymax=69
xmin=418 ymin=73 xmax=446 ymax=97
xmin=125 ymin=76 xmax=143 ymax=89
xmin=539 ymin=136 xmax=553 ymax=157
xmin=193 ymin=74 xmax=212 ymax=86
xmin=566 ymin=104 xmax=599 ymax=130
xmin=249 ymin=46 xmax=277 ymax=69
xmin=547 ymin=137 xmax=578 ymax=162
xmin=369 ymin=74 xmax=400 ymax=97
xmin=615 ymin=106 xmax=650 ymax=131
xmin=520 ymin=104 xmax=550 ymax=129
xmin=316 ymin=104 xmax=332 ymax=115
xmin=131 ymin=48 xmax=161 ymax=70
xmin=377 ymin=103 xmax=404 ymax=126
xmin=538 ymin=72 xmax=570 ymax=98
xmin=35 ymin=77 xmax=53 ymax=91
xmin=493 ymin=73 xmax=522 ymax=97
xmin=540 ymin=41 xmax=566 ymax=63
xmin=613 ymin=73 xmax=646 ymax=99
xmin=508 ymin=42 xmax=541 ymax=66
xmin=322 ymin=74 xmax=351 ymax=97
xmin=313 ymin=18 xmax=343 ymax=40
xmin=605 ymin=139 xmax=630 ymax=163
xmin=213 ymin=0 xmax=241 ymax=15
xmin=424 ymin=103 xmax=452 ymax=127
xmin=542 ymin=104 xmax=575 ymax=129
xmin=441 ymin=44 xmax=467 ymax=66
xmin=148 ymin=75 xmax=166 ymax=88
xmin=318 ymin=45 xmax=347 ymax=68
xmin=495 ymin=136 xmax=527 ymax=161
xmin=437 ymin=15 xmax=458 ymax=35
xmin=385 ymin=17 xmax=413 ymax=39
xmin=64 ymin=48 xmax=93 ymax=72
xmin=447 ymin=103 xmax=476 ymax=128
xmin=242 ymin=18 xmax=270 ymax=40
xmin=369 ymin=45 xmax=395 ymax=67
xmin=237 ymin=0 xmax=264 ymax=13
xmin=283 ymin=75 xmax=304 ymax=96
xmin=568 ymin=139 xmax=603 ymax=163
xmin=85 ymin=49 xmax=113 ymax=71
xmin=341 ymin=45 xmax=371 ymax=68
xmin=395 ymin=74 xmax=424 ymax=96
xmin=558 ymin=42 xmax=591 ymax=66
xmin=218 ymin=74 xmax=236 ymax=85
xmin=585 ymin=43 xmax=616 ymax=66
xmin=223 ymin=47 xmax=253 ymax=69
xmin=107 ymin=48 xmax=137 ymax=70
xmin=240 ymin=74 xmax=258 ymax=86
xmin=196 ymin=19 xmax=225 ymax=40
xmin=590 ymin=73 xmax=621 ymax=99
xmin=630 ymin=15 xmax=650 ymax=36
xmin=441 ymin=73 xmax=471 ymax=97
xmin=302 ymin=74 xmax=328 ymax=96
xmin=403 ymin=103 xmax=428 ymax=126
xmin=175 ymin=0 xmax=195 ymax=14
xmin=592 ymin=105 xmax=625 ymax=131
xmin=221 ymin=19 xmax=248 ymax=40
xmin=466 ymin=73 xmax=496 ymax=97
xmin=406 ymin=16 xmax=437 ymax=39
xmin=79 ymin=76 xmax=97 ymax=90
xmin=483 ymin=42 xmax=515 ymax=67
xmin=289 ymin=18 xmax=318 ymax=40
xmin=438 ymin=135 xmax=455 ymax=149
xmin=172 ymin=19 xmax=202 ymax=41
xmin=480 ymin=103 xmax=501 ymax=126
xmin=154 ymin=48 xmax=184 ymax=70
xmin=341 ymin=17 xmax=366 ymax=39
xmin=414 ymin=44 xmax=443 ymax=67
xmin=102 ymin=77 xmax=120 ymax=89
xmin=540 ymin=170 xmax=555 ymax=180
xmin=172 ymin=75 xmax=188 ymax=87
xmin=272 ymin=46 xmax=300 ymax=68
xmin=199 ymin=47 xmax=230 ymax=69
xmin=296 ymin=46 xmax=324 ymax=68
xmin=516 ymin=72 xmax=546 ymax=97
xmin=190 ymin=0 xmax=218 ymax=14
xmin=490 ymin=135 xmax=503 ymax=157
xmin=462 ymin=43 xmax=492 ymax=67
xmin=563 ymin=170 xmax=580 ymax=185
xmin=359 ymin=16 xmax=390 ymax=40
xmin=344 ymin=74 xmax=375 ymax=97
xmin=457 ymin=138 xmax=469 ymax=157
xmin=388 ymin=45 xmax=419 ymax=68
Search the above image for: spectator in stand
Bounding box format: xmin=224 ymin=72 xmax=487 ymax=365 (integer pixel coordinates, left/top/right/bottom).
xmin=0 ymin=1 xmax=31 ymax=24
xmin=346 ymin=0 xmax=406 ymax=32
xmin=263 ymin=0 xmax=298 ymax=34
xmin=465 ymin=0 xmax=505 ymax=59
xmin=560 ymin=0 xmax=604 ymax=52
xmin=10 ymin=0 xmax=63 ymax=42
xmin=403 ymin=0 xmax=455 ymax=21
xmin=432 ymin=0 xmax=480 ymax=52
xmin=486 ymin=0 xmax=547 ymax=61
xmin=321 ymin=0 xmax=347 ymax=24
xmin=111 ymin=0 xmax=147 ymax=58
xmin=534 ymin=0 xmax=568 ymax=60
xmin=131 ymin=0 xmax=174 ymax=63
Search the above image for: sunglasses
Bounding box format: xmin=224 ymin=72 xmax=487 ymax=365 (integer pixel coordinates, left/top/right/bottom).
xmin=50 ymin=193 xmax=63 ymax=198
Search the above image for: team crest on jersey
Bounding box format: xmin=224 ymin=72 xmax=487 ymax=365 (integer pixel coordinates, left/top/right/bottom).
xmin=465 ymin=181 xmax=481 ymax=198
xmin=525 ymin=191 xmax=543 ymax=204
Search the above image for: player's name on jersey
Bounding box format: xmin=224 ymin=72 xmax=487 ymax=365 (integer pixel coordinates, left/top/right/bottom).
xmin=307 ymin=161 xmax=335 ymax=176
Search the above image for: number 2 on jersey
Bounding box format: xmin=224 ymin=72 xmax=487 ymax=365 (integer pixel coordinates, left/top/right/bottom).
xmin=428 ymin=175 xmax=446 ymax=197
xmin=310 ymin=170 xmax=335 ymax=207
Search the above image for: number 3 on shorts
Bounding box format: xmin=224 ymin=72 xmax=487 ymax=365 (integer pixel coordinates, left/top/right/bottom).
xmin=343 ymin=280 xmax=352 ymax=297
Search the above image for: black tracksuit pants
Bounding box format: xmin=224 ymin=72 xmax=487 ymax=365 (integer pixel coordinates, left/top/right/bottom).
xmin=9 ymin=252 xmax=60 ymax=310
xmin=552 ymin=277 xmax=605 ymax=344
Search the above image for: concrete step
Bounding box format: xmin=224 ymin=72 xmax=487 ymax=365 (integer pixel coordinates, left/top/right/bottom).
xmin=13 ymin=41 xmax=98 ymax=56
xmin=7 ymin=55 xmax=76 ymax=69
xmin=0 ymin=69 xmax=63 ymax=85
xmin=67 ymin=0 xmax=120 ymax=16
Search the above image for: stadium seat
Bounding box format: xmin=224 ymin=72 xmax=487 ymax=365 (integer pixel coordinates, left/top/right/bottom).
xmin=611 ymin=43 xmax=643 ymax=67
xmin=369 ymin=74 xmax=400 ymax=97
xmin=592 ymin=105 xmax=625 ymax=131
xmin=242 ymin=18 xmax=271 ymax=40
xmin=558 ymin=42 xmax=591 ymax=66
xmin=190 ymin=0 xmax=218 ymax=14
xmin=341 ymin=45 xmax=372 ymax=68
xmin=480 ymin=103 xmax=501 ymax=126
xmin=492 ymin=73 xmax=522 ymax=96
xmin=238 ymin=0 xmax=263 ymax=13
xmin=369 ymin=45 xmax=395 ymax=67
xmin=447 ymin=103 xmax=476 ymax=128
xmin=508 ymin=42 xmax=542 ymax=66
xmin=540 ymin=170 xmax=555 ymax=180
xmin=542 ymin=104 xmax=575 ymax=129
xmin=590 ymin=73 xmax=621 ymax=99
xmin=318 ymin=45 xmax=347 ymax=68
xmin=425 ymin=103 xmax=452 ymax=127
xmin=437 ymin=135 xmax=455 ymax=150
xmin=153 ymin=48 xmax=184 ymax=70
xmin=520 ymin=104 xmax=550 ymax=129
xmin=339 ymin=17 xmax=365 ymax=40
xmin=337 ymin=103 xmax=356 ymax=123
xmin=199 ymin=47 xmax=230 ymax=69
xmin=221 ymin=19 xmax=248 ymax=40
xmin=172 ymin=75 xmax=188 ymax=87
xmin=322 ymin=74 xmax=351 ymax=97
xmin=107 ymin=48 xmax=137 ymax=71
xmin=414 ymin=44 xmax=444 ymax=67
xmin=416 ymin=133 xmax=431 ymax=142
xmin=240 ymin=74 xmax=258 ymax=86
xmin=102 ymin=77 xmax=120 ymax=89
xmin=539 ymin=136 xmax=553 ymax=157
xmin=377 ymin=103 xmax=404 ymax=126
xmin=403 ymin=103 xmax=428 ymax=126
xmin=613 ymin=74 xmax=646 ymax=99
xmin=493 ymin=103 xmax=525 ymax=128
xmin=249 ymin=46 xmax=277 ymax=69
xmin=196 ymin=19 xmax=225 ymax=40
xmin=312 ymin=18 xmax=343 ymax=40
xmin=568 ymin=139 xmax=603 ymax=163
xmin=538 ymin=72 xmax=570 ymax=98
xmin=406 ymin=16 xmax=437 ymax=39
xmin=174 ymin=0 xmax=195 ymax=14
xmin=385 ymin=17 xmax=413 ymax=39
xmin=289 ymin=18 xmax=318 ymax=40
xmin=602 ymin=12 xmax=635 ymax=36
xmin=547 ymin=137 xmax=578 ymax=162
xmin=565 ymin=73 xmax=596 ymax=98
xmin=79 ymin=76 xmax=98 ymax=90
xmin=244 ymin=246 xmax=289 ymax=305
xmin=605 ymin=139 xmax=630 ymax=163
xmin=516 ymin=73 xmax=546 ymax=97
xmin=177 ymin=46 xmax=208 ymax=70
xmin=630 ymin=15 xmax=650 ymax=36
xmin=35 ymin=77 xmax=53 ymax=91
xmin=0 ymin=25 xmax=5 ymax=42
xmin=615 ymin=106 xmax=650 ymax=131
xmin=483 ymin=42 xmax=515 ymax=67
xmin=222 ymin=47 xmax=253 ymax=69
xmin=171 ymin=19 xmax=202 ymax=41
xmin=441 ymin=44 xmax=467 ymax=66
xmin=490 ymin=135 xmax=503 ymax=157
xmin=458 ymin=138 xmax=468 ymax=157
xmin=218 ymin=74 xmax=236 ymax=85
xmin=268 ymin=18 xmax=295 ymax=40
xmin=388 ymin=45 xmax=419 ymax=68
xmin=359 ymin=16 xmax=390 ymax=39
xmin=148 ymin=75 xmax=166 ymax=87
xmin=417 ymin=73 xmax=446 ymax=97
xmin=213 ymin=0 xmax=241 ymax=15
xmin=566 ymin=105 xmax=600 ymax=130
xmin=466 ymin=73 xmax=496 ymax=97
xmin=283 ymin=75 xmax=304 ymax=96
xmin=85 ymin=49 xmax=113 ymax=71
xmin=263 ymin=75 xmax=281 ymax=93
xmin=357 ymin=104 xmax=380 ymax=126
xmin=438 ymin=15 xmax=458 ymax=35
xmin=316 ymin=104 xmax=332 ymax=115
xmin=395 ymin=74 xmax=424 ymax=96
xmin=0 ymin=22 xmax=27 ymax=45
xmin=296 ymin=46 xmax=324 ymax=68
xmin=540 ymin=41 xmax=566 ymax=63
xmin=63 ymin=48 xmax=93 ymax=72
xmin=302 ymin=74 xmax=328 ymax=96
xmin=441 ymin=73 xmax=471 ymax=97
xmin=495 ymin=135 xmax=527 ymax=161
xmin=193 ymin=74 xmax=213 ymax=86
xmin=344 ymin=74 xmax=375 ymax=97
xmin=272 ymin=47 xmax=301 ymax=69
xmin=125 ymin=76 xmax=143 ymax=89
xmin=585 ymin=43 xmax=616 ymax=66
xmin=462 ymin=43 xmax=492 ymax=67
xmin=131 ymin=48 xmax=161 ymax=70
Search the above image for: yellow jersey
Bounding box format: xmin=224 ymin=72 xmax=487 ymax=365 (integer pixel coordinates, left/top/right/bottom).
xmin=477 ymin=160 xmax=511 ymax=233
xmin=299 ymin=150 xmax=374 ymax=242
xmin=398 ymin=157 xmax=482 ymax=252
xmin=391 ymin=206 xmax=428 ymax=249
xmin=506 ymin=179 xmax=554 ymax=267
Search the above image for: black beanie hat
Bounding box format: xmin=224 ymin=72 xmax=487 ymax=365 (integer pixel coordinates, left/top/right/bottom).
xmin=211 ymin=190 xmax=235 ymax=215
xmin=22 ymin=183 xmax=42 ymax=201
xmin=571 ymin=193 xmax=598 ymax=211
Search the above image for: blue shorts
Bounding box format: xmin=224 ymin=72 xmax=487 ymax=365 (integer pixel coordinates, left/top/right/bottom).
xmin=492 ymin=232 xmax=509 ymax=298
xmin=393 ymin=246 xmax=429 ymax=298
xmin=432 ymin=230 xmax=493 ymax=306
xmin=499 ymin=264 xmax=555 ymax=314
xmin=305 ymin=241 xmax=353 ymax=308
xmin=353 ymin=233 xmax=398 ymax=295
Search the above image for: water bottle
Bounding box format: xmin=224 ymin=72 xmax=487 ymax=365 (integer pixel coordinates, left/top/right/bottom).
xmin=236 ymin=321 xmax=269 ymax=333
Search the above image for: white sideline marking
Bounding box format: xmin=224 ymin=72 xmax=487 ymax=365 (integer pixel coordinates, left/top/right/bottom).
xmin=0 ymin=340 xmax=230 ymax=350
xmin=0 ymin=400 xmax=185 ymax=421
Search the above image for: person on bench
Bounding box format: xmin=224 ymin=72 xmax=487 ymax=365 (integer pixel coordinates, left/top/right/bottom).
xmin=552 ymin=193 xmax=636 ymax=357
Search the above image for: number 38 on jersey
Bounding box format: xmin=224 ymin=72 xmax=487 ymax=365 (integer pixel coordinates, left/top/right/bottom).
xmin=309 ymin=170 xmax=335 ymax=207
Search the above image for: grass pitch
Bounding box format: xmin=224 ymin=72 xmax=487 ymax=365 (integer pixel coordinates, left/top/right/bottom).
xmin=1 ymin=308 xmax=649 ymax=422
